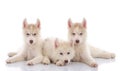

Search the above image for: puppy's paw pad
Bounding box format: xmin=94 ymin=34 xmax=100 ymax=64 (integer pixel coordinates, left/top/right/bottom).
xmin=27 ymin=61 xmax=34 ymax=66
xmin=90 ymin=63 xmax=98 ymax=67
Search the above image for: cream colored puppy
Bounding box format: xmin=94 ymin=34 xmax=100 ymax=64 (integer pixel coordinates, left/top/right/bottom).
xmin=42 ymin=38 xmax=75 ymax=66
xmin=68 ymin=18 xmax=115 ymax=67
xmin=6 ymin=19 xmax=43 ymax=66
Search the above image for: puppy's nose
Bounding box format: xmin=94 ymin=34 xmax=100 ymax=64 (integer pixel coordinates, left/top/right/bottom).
xmin=64 ymin=60 xmax=68 ymax=63
xmin=76 ymin=40 xmax=79 ymax=43
xmin=30 ymin=40 xmax=33 ymax=44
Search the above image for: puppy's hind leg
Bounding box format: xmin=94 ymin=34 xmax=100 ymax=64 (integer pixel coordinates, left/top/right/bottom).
xmin=81 ymin=52 xmax=98 ymax=67
xmin=90 ymin=45 xmax=115 ymax=59
xmin=8 ymin=52 xmax=17 ymax=57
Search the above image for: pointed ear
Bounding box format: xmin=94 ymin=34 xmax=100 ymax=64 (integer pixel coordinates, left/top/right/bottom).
xmin=23 ymin=19 xmax=27 ymax=28
xmin=36 ymin=19 xmax=40 ymax=29
xmin=68 ymin=18 xmax=72 ymax=28
xmin=55 ymin=38 xmax=59 ymax=48
xmin=82 ymin=18 xmax=87 ymax=28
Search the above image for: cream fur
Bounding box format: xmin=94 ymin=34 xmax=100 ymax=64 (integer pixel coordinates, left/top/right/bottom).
xmin=68 ymin=18 xmax=115 ymax=67
xmin=42 ymin=38 xmax=75 ymax=66
xmin=6 ymin=19 xmax=43 ymax=66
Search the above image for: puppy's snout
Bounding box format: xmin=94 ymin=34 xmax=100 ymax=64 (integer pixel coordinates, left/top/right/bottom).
xmin=76 ymin=40 xmax=79 ymax=43
xmin=64 ymin=60 xmax=68 ymax=63
xmin=30 ymin=40 xmax=33 ymax=44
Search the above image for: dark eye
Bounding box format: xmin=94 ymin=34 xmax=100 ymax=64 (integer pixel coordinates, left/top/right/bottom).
xmin=72 ymin=33 xmax=75 ymax=35
xmin=33 ymin=33 xmax=36 ymax=36
xmin=60 ymin=52 xmax=63 ymax=55
xmin=67 ymin=52 xmax=70 ymax=55
xmin=79 ymin=33 xmax=83 ymax=35
xmin=26 ymin=33 xmax=30 ymax=36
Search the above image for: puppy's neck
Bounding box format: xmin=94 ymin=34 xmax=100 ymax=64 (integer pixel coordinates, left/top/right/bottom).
xmin=74 ymin=41 xmax=86 ymax=48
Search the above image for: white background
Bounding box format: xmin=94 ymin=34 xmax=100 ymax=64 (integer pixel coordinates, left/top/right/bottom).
xmin=0 ymin=0 xmax=120 ymax=71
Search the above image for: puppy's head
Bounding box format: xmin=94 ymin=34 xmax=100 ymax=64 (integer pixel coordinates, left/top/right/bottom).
xmin=23 ymin=19 xmax=40 ymax=46
xmin=68 ymin=18 xmax=87 ymax=45
xmin=54 ymin=39 xmax=75 ymax=65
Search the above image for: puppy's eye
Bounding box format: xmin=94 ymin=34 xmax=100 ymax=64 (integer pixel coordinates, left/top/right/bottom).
xmin=67 ymin=52 xmax=70 ymax=55
xmin=60 ymin=52 xmax=63 ymax=55
xmin=33 ymin=33 xmax=36 ymax=36
xmin=72 ymin=33 xmax=75 ymax=35
xmin=79 ymin=33 xmax=83 ymax=35
xmin=26 ymin=33 xmax=30 ymax=36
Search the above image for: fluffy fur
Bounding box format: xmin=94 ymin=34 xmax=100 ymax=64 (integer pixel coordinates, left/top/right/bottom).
xmin=68 ymin=18 xmax=115 ymax=67
xmin=42 ymin=38 xmax=75 ymax=66
xmin=6 ymin=19 xmax=43 ymax=65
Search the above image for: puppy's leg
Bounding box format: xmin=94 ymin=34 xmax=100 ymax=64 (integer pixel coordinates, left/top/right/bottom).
xmin=81 ymin=47 xmax=98 ymax=67
xmin=6 ymin=54 xmax=24 ymax=63
xmin=90 ymin=45 xmax=115 ymax=59
xmin=42 ymin=56 xmax=50 ymax=65
xmin=8 ymin=52 xmax=17 ymax=57
xmin=26 ymin=55 xmax=43 ymax=66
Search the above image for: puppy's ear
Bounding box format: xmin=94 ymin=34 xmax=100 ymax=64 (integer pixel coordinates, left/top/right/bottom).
xmin=55 ymin=38 xmax=59 ymax=48
xmin=68 ymin=18 xmax=72 ymax=28
xmin=82 ymin=18 xmax=87 ymax=28
xmin=36 ymin=19 xmax=40 ymax=29
xmin=23 ymin=18 xmax=27 ymax=28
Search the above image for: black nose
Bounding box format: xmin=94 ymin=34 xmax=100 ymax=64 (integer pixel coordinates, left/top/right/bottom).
xmin=64 ymin=60 xmax=68 ymax=63
xmin=30 ymin=40 xmax=33 ymax=44
xmin=76 ymin=40 xmax=79 ymax=43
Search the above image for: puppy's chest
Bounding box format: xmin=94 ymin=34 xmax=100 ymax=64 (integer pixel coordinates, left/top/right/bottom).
xmin=73 ymin=47 xmax=82 ymax=61
xmin=26 ymin=49 xmax=36 ymax=60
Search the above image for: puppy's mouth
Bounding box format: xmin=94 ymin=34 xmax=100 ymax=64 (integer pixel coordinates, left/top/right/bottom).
xmin=74 ymin=42 xmax=80 ymax=46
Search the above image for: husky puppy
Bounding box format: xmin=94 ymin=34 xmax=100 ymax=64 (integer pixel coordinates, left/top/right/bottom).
xmin=6 ymin=19 xmax=43 ymax=65
xmin=67 ymin=18 xmax=115 ymax=67
xmin=42 ymin=38 xmax=75 ymax=66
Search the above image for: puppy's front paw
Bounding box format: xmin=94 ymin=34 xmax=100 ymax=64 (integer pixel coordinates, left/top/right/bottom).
xmin=42 ymin=57 xmax=50 ymax=65
xmin=56 ymin=61 xmax=64 ymax=66
xmin=6 ymin=58 xmax=15 ymax=64
xmin=110 ymin=53 xmax=115 ymax=58
xmin=26 ymin=61 xmax=34 ymax=66
xmin=8 ymin=52 xmax=16 ymax=57
xmin=90 ymin=62 xmax=98 ymax=67
xmin=105 ymin=53 xmax=116 ymax=59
